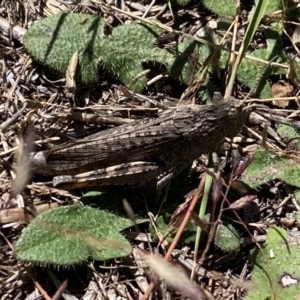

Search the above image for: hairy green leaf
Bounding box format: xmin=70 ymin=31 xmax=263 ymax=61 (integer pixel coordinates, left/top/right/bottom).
xmin=237 ymin=24 xmax=285 ymax=98
xmin=24 ymin=14 xmax=106 ymax=83
xmin=15 ymin=204 xmax=132 ymax=266
xmin=277 ymin=123 xmax=300 ymax=150
xmin=243 ymin=148 xmax=300 ymax=188
xmin=24 ymin=13 xmax=210 ymax=92
xmin=201 ymin=0 xmax=237 ymax=16
xmin=245 ymin=227 xmax=300 ymax=300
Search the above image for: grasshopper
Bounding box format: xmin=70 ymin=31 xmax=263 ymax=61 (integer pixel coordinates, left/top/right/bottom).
xmin=31 ymin=99 xmax=246 ymax=190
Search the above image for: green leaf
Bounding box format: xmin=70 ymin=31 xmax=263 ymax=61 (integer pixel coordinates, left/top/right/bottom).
xmin=226 ymin=0 xmax=270 ymax=98
xmin=213 ymin=223 xmax=240 ymax=252
xmin=243 ymin=148 xmax=300 ymax=188
xmin=237 ymin=24 xmax=286 ymax=98
xmin=294 ymin=189 xmax=300 ymax=206
xmin=254 ymin=0 xmax=300 ymax=23
xmin=173 ymin=0 xmax=191 ymax=6
xmin=15 ymin=204 xmax=132 ymax=266
xmin=100 ymin=21 xmax=164 ymax=91
xmin=24 ymin=13 xmax=106 ymax=83
xmin=289 ymin=57 xmax=300 ymax=84
xmin=101 ymin=22 xmax=208 ymax=91
xmin=24 ymin=13 xmax=210 ymax=92
xmin=254 ymin=0 xmax=282 ymax=15
xmin=153 ymin=211 xmax=239 ymax=252
xmin=201 ymin=0 xmax=237 ymax=17
xmin=277 ymin=123 xmax=300 ymax=150
xmin=153 ymin=211 xmax=198 ymax=244
xmin=244 ymin=227 xmax=300 ymax=300
xmin=243 ymin=0 xmax=269 ymax=52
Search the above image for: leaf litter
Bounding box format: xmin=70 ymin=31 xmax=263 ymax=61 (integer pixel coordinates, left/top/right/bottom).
xmin=1 ymin=0 xmax=300 ymax=299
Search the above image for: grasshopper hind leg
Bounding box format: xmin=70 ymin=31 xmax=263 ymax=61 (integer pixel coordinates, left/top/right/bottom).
xmin=52 ymin=161 xmax=164 ymax=190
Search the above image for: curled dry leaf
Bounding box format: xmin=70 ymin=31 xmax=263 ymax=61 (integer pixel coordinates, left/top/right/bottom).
xmin=190 ymin=211 xmax=210 ymax=234
xmin=144 ymin=254 xmax=214 ymax=300
xmin=51 ymin=279 xmax=68 ymax=300
xmin=211 ymin=172 xmax=222 ymax=204
xmin=223 ymin=195 xmax=257 ymax=211
xmin=12 ymin=127 xmax=35 ymax=196
xmin=232 ymin=151 xmax=256 ymax=178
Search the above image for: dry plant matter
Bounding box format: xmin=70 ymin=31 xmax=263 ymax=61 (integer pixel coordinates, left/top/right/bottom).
xmin=2 ymin=1 xmax=300 ymax=300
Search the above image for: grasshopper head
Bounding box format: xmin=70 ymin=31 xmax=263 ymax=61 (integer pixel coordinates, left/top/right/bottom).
xmin=217 ymin=99 xmax=246 ymax=138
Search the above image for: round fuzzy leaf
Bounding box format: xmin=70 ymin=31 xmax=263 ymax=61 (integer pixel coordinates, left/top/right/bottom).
xmin=201 ymin=0 xmax=237 ymax=17
xmin=102 ymin=22 xmax=209 ymax=92
xmin=243 ymin=148 xmax=300 ymax=189
xmin=15 ymin=205 xmax=132 ymax=266
xmin=237 ymin=25 xmax=286 ymax=99
xmin=24 ymin=13 xmax=209 ymax=92
xmin=214 ymin=223 xmax=240 ymax=252
xmin=24 ymin=13 xmax=106 ymax=83
xmin=102 ymin=22 xmax=164 ymax=92
xmin=245 ymin=227 xmax=300 ymax=300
